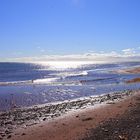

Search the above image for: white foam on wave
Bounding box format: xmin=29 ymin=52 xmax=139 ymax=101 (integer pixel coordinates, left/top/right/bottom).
xmin=33 ymin=77 xmax=59 ymax=84
xmin=0 ymin=80 xmax=32 ymax=86
xmin=0 ymin=77 xmax=59 ymax=86
xmin=51 ymin=71 xmax=88 ymax=78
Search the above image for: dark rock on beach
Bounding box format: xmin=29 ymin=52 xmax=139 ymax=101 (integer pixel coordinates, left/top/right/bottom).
xmin=0 ymin=90 xmax=135 ymax=139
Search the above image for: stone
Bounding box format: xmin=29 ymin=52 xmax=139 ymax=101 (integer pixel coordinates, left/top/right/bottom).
xmin=21 ymin=133 xmax=26 ymax=136
xmin=5 ymin=129 xmax=12 ymax=134
xmin=5 ymin=120 xmax=13 ymax=125
xmin=7 ymin=135 xmax=12 ymax=139
xmin=43 ymin=118 xmax=46 ymax=121
xmin=1 ymin=133 xmax=5 ymax=137
xmin=0 ymin=135 xmax=2 ymax=140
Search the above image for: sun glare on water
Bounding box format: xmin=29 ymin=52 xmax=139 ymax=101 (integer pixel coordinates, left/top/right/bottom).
xmin=36 ymin=61 xmax=95 ymax=70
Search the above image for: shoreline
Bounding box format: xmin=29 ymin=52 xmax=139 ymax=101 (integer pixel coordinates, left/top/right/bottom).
xmin=113 ymin=66 xmax=140 ymax=74
xmin=11 ymin=90 xmax=140 ymax=140
xmin=0 ymin=89 xmax=138 ymax=140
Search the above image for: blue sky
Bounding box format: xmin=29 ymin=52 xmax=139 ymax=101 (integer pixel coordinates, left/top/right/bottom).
xmin=0 ymin=0 xmax=140 ymax=61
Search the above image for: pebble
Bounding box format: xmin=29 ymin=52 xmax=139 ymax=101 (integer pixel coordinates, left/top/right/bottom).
xmin=5 ymin=130 xmax=12 ymax=134
xmin=21 ymin=133 xmax=26 ymax=136
xmin=43 ymin=118 xmax=46 ymax=121
xmin=0 ymin=90 xmax=133 ymax=139
xmin=0 ymin=135 xmax=2 ymax=140
xmin=1 ymin=134 xmax=5 ymax=137
xmin=136 ymin=125 xmax=140 ymax=128
xmin=7 ymin=135 xmax=12 ymax=139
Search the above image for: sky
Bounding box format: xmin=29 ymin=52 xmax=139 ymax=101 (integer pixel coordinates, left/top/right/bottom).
xmin=0 ymin=0 xmax=140 ymax=62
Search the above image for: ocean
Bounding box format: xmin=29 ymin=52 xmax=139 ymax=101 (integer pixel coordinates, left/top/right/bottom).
xmin=0 ymin=61 xmax=140 ymax=111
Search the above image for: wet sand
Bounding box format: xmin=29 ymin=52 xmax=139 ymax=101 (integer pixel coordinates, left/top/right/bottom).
xmin=123 ymin=67 xmax=140 ymax=74
xmin=123 ymin=67 xmax=140 ymax=83
xmin=115 ymin=67 xmax=140 ymax=74
xmin=1 ymin=90 xmax=139 ymax=140
xmin=126 ymin=77 xmax=140 ymax=83
xmin=115 ymin=67 xmax=140 ymax=84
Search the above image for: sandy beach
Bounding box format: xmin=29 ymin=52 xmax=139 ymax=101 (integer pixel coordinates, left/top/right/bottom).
xmin=115 ymin=67 xmax=140 ymax=74
xmin=0 ymin=90 xmax=139 ymax=140
xmin=114 ymin=66 xmax=140 ymax=84
xmin=0 ymin=66 xmax=140 ymax=140
xmin=123 ymin=67 xmax=140 ymax=74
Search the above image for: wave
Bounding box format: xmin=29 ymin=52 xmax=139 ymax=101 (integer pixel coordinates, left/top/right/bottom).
xmin=52 ymin=71 xmax=88 ymax=78
xmin=79 ymin=77 xmax=117 ymax=83
xmin=0 ymin=80 xmax=33 ymax=86
xmin=0 ymin=77 xmax=59 ymax=86
xmin=33 ymin=77 xmax=59 ymax=84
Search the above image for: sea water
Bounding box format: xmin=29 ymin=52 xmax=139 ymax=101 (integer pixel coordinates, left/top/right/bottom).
xmin=0 ymin=61 xmax=140 ymax=111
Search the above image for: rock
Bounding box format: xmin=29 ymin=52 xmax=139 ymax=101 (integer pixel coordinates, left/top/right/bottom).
xmin=5 ymin=129 xmax=12 ymax=134
xmin=104 ymin=129 xmax=108 ymax=132
xmin=26 ymin=122 xmax=38 ymax=126
xmin=1 ymin=133 xmax=5 ymax=137
xmin=7 ymin=135 xmax=12 ymax=139
xmin=21 ymin=133 xmax=26 ymax=136
xmin=82 ymin=117 xmax=93 ymax=121
xmin=0 ymin=131 xmax=5 ymax=135
xmin=100 ymin=99 xmax=104 ymax=103
xmin=7 ymin=126 xmax=13 ymax=130
xmin=107 ymin=94 xmax=111 ymax=100
xmin=0 ymin=135 xmax=3 ymax=140
xmin=5 ymin=120 xmax=13 ymax=125
xmin=114 ymin=130 xmax=118 ymax=134
xmin=107 ymin=102 xmax=115 ymax=104
xmin=43 ymin=118 xmax=46 ymax=121
xmin=136 ymin=125 xmax=140 ymax=128
xmin=118 ymin=135 xmax=128 ymax=140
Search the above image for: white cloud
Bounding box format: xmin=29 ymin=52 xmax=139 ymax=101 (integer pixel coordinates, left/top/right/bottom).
xmin=2 ymin=48 xmax=140 ymax=62
xmin=122 ymin=48 xmax=136 ymax=56
xmin=122 ymin=47 xmax=140 ymax=57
